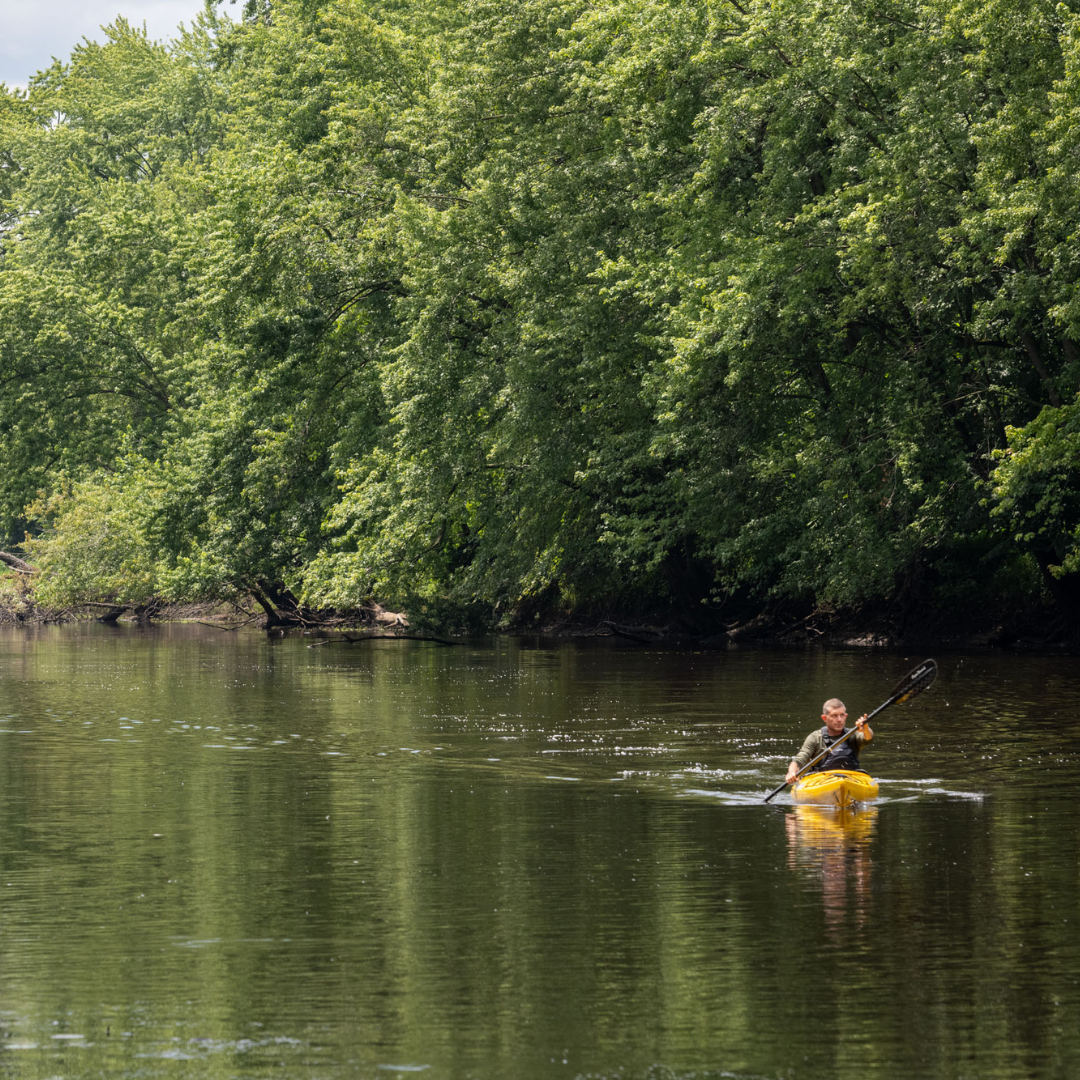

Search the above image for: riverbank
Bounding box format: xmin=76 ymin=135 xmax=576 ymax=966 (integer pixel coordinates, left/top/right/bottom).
xmin=524 ymin=603 xmax=1067 ymax=650
xmin=2 ymin=584 xmax=1069 ymax=651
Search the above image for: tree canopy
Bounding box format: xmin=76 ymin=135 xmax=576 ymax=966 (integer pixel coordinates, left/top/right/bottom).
xmin=3 ymin=0 xmax=1080 ymax=634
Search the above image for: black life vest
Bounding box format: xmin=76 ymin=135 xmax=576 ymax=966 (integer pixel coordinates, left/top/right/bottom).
xmin=808 ymin=726 xmax=866 ymax=773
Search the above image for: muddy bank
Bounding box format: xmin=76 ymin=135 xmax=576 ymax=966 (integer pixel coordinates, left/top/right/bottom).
xmin=0 ymin=590 xmax=416 ymax=636
xmin=0 ymin=601 xmax=1067 ymax=651
xmin=518 ymin=596 xmax=1074 ymax=651
xmin=1 ymin=565 xmax=1071 ymax=650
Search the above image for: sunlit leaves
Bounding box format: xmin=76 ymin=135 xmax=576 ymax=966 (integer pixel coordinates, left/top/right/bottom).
xmin=8 ymin=0 xmax=1080 ymax=623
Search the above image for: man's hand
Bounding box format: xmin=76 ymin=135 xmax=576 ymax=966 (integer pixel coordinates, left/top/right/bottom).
xmin=854 ymin=713 xmax=873 ymax=740
xmin=785 ymin=761 xmax=799 ymax=784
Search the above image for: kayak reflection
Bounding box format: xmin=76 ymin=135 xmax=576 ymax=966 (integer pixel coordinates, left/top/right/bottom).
xmin=785 ymin=804 xmax=878 ymax=933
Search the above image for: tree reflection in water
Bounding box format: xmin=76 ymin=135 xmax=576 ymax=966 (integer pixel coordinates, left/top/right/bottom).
xmin=785 ymin=805 xmax=878 ymax=934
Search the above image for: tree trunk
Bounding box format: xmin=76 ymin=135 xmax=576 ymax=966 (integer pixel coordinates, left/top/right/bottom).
xmin=249 ymin=587 xmax=286 ymax=628
xmin=1021 ymin=333 xmax=1062 ymax=407
xmin=1031 ymin=547 xmax=1080 ymax=624
xmin=0 ymin=551 xmax=35 ymax=574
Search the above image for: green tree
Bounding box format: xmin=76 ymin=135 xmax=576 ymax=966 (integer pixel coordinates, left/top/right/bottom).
xmin=8 ymin=0 xmax=1080 ymax=632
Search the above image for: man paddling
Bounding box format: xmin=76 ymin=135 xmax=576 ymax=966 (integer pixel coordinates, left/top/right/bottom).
xmin=784 ymin=699 xmax=873 ymax=784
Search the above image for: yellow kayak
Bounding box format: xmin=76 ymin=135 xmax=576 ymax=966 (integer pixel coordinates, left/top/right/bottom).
xmin=791 ymin=769 xmax=879 ymax=807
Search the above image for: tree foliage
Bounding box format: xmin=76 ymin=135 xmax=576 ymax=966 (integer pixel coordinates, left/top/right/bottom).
xmin=3 ymin=0 xmax=1080 ymax=629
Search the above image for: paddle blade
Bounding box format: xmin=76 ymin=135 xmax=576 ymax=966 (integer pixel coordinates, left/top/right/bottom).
xmin=891 ymin=659 xmax=937 ymax=704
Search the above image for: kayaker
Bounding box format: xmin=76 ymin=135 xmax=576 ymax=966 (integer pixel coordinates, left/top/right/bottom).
xmin=784 ymin=698 xmax=873 ymax=783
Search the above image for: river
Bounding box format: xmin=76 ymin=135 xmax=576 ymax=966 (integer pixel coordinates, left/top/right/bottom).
xmin=0 ymin=625 xmax=1076 ymax=1079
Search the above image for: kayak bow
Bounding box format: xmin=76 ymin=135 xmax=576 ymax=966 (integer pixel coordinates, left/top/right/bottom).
xmin=790 ymin=769 xmax=879 ymax=807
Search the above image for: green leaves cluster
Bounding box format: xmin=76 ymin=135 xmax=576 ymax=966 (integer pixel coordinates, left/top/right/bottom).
xmin=3 ymin=0 xmax=1080 ymax=624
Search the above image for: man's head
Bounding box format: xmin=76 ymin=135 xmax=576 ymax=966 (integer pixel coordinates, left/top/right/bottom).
xmin=821 ymin=698 xmax=847 ymax=735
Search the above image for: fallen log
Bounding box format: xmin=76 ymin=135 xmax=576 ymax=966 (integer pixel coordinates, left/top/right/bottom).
xmin=364 ymin=603 xmax=409 ymax=628
xmin=81 ymin=601 xmax=128 ymax=623
xmin=308 ymin=632 xmax=461 ymax=647
xmin=599 ymin=620 xmax=659 ymax=644
xmin=724 ymin=612 xmax=775 ymax=642
xmin=0 ymin=551 xmax=35 ymax=574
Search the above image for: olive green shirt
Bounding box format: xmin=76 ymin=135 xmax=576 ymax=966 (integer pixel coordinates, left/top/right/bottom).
xmin=792 ymin=728 xmax=870 ymax=768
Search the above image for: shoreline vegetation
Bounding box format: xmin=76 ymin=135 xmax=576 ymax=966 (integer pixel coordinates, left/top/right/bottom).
xmin=2 ymin=548 xmax=1060 ymax=649
xmin=6 ymin=2 xmax=1080 ymax=648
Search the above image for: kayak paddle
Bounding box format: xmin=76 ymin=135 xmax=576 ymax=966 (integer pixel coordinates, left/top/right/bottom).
xmin=763 ymin=658 xmax=938 ymax=803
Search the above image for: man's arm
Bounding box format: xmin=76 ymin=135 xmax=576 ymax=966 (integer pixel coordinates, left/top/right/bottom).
xmin=785 ymin=731 xmax=822 ymax=783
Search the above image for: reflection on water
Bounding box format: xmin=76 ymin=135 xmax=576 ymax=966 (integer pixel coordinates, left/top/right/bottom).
xmin=786 ymin=805 xmax=877 ymax=934
xmin=0 ymin=628 xmax=1078 ymax=1079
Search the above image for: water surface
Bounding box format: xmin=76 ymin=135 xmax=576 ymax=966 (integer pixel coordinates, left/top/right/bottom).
xmin=0 ymin=627 xmax=1076 ymax=1079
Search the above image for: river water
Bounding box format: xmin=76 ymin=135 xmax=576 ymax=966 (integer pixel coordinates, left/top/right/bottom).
xmin=0 ymin=625 xmax=1076 ymax=1080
